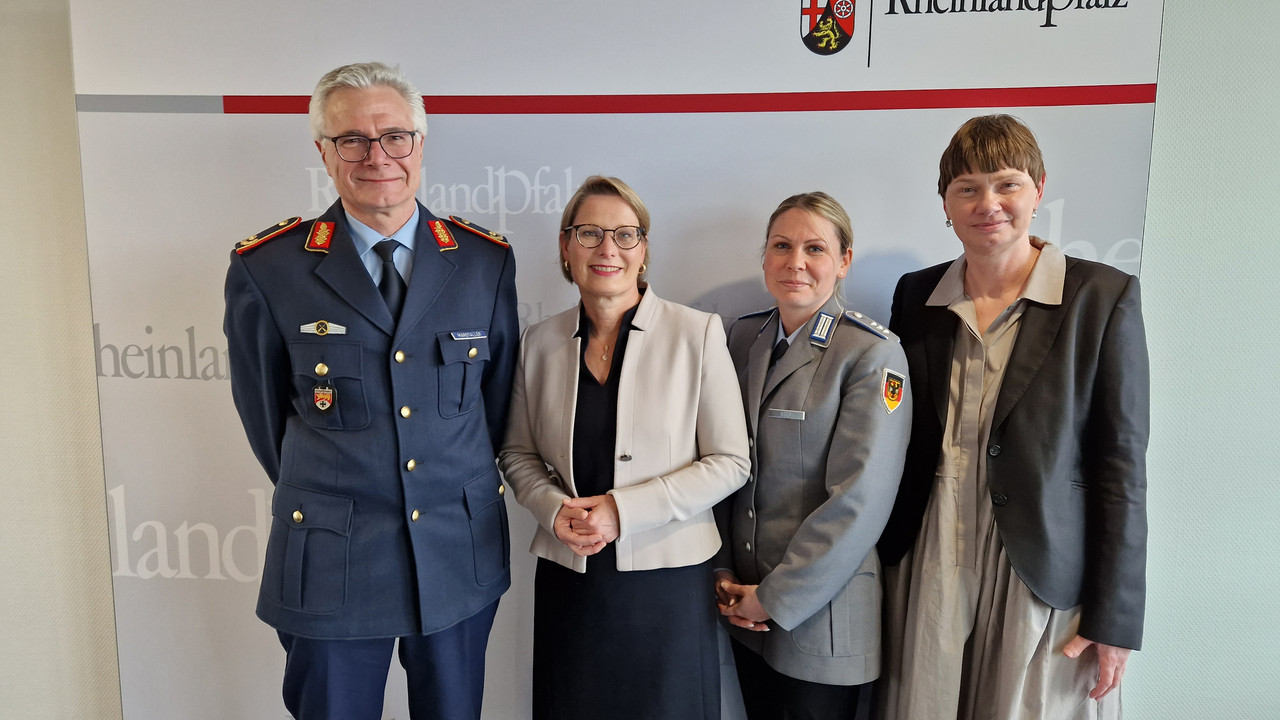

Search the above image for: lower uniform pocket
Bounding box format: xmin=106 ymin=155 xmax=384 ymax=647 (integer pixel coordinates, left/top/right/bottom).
xmin=262 ymin=483 xmax=353 ymax=614
xmin=463 ymin=469 xmax=510 ymax=586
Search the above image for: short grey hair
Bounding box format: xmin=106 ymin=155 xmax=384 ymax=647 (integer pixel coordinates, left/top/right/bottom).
xmin=309 ymin=62 xmax=428 ymax=141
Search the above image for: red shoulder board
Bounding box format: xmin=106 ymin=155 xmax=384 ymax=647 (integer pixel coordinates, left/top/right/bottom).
xmin=429 ymin=219 xmax=458 ymax=251
xmin=305 ymin=221 xmax=335 ymax=253
xmin=450 ymin=216 xmax=509 ymax=248
xmin=235 ymin=217 xmax=301 ymax=255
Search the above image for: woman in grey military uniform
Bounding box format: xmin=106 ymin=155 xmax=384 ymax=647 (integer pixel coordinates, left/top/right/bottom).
xmin=715 ymin=192 xmax=913 ymax=719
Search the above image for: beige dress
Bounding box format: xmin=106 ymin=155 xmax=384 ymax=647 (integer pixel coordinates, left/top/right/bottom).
xmin=879 ymin=241 xmax=1121 ymax=720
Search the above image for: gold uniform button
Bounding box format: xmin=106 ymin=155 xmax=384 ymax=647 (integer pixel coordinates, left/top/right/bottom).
xmin=467 ymin=347 xmax=478 ymax=359
xmin=314 ymin=363 xmax=329 ymax=376
xmin=411 ymin=509 xmax=420 ymax=522
xmin=498 ymin=484 xmax=506 ymax=496
xmin=400 ymin=406 xmax=411 ymax=418
xmin=394 ymin=351 xmax=406 ymax=363
xmin=292 ymin=510 xmax=303 ymax=523
xmin=406 ymin=459 xmax=416 ymax=471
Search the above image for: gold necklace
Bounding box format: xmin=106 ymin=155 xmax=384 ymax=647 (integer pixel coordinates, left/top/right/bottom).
xmin=590 ymin=333 xmax=612 ymax=362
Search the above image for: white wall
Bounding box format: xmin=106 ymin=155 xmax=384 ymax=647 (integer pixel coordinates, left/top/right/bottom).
xmin=1127 ymin=1 xmax=1280 ymax=717
xmin=0 ymin=1 xmax=122 ymax=718
xmin=2 ymin=1 xmax=1277 ymax=718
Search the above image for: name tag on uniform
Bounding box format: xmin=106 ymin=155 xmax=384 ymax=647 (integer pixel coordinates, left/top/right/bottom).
xmin=450 ymin=330 xmax=487 ymax=340
xmin=767 ymin=408 xmax=805 ymax=421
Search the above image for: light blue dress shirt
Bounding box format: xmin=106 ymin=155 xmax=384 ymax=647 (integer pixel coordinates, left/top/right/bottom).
xmin=346 ymin=205 xmax=419 ymax=286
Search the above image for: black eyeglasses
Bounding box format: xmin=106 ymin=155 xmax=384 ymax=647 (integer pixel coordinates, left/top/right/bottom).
xmin=323 ymin=131 xmax=419 ymax=162
xmin=563 ymin=224 xmax=647 ymax=250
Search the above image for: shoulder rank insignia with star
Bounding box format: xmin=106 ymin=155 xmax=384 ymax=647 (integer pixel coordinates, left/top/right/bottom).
xmin=449 ymin=216 xmax=509 ymax=248
xmin=843 ymin=310 xmax=895 ymax=341
xmin=235 ymin=217 xmax=301 ymax=255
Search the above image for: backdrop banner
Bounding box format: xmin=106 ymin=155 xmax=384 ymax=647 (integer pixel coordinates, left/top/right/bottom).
xmin=70 ymin=2 xmax=1164 ymax=717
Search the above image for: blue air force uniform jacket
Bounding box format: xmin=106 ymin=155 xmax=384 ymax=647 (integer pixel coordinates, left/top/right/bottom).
xmin=224 ymin=200 xmax=518 ymax=639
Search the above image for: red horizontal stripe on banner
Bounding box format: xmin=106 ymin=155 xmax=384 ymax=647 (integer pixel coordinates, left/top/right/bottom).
xmin=222 ymin=84 xmax=1155 ymax=115
xmin=223 ymin=95 xmax=309 ymax=113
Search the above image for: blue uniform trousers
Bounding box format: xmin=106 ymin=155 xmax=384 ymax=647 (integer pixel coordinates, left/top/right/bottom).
xmin=278 ymin=600 xmax=498 ymax=720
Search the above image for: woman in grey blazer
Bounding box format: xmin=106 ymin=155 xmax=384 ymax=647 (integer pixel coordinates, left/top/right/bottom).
xmin=499 ymin=176 xmax=750 ymax=719
xmin=716 ymin=192 xmax=912 ymax=719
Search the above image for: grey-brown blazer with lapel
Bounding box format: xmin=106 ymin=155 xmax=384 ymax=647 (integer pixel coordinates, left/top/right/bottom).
xmin=879 ymin=255 xmax=1149 ymax=650
xmin=717 ymin=297 xmax=912 ymax=685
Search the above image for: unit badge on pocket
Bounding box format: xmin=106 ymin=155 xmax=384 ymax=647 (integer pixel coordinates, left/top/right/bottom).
xmin=313 ymin=383 xmax=335 ymax=413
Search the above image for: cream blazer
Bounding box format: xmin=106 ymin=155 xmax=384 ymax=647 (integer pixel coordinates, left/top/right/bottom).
xmin=498 ymin=287 xmax=750 ymax=572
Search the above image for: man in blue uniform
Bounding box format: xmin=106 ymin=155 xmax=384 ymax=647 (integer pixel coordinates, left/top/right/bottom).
xmin=224 ymin=62 xmax=518 ymax=720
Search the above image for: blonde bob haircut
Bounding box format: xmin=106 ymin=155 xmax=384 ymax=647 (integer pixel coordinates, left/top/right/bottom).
xmin=557 ymin=175 xmax=651 ymax=284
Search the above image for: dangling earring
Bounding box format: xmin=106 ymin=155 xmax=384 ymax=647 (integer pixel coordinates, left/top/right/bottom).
xmin=1032 ymin=208 xmax=1038 ymax=219
xmin=639 ymin=263 xmax=648 ymax=275
xmin=563 ymin=259 xmax=570 ymax=272
xmin=945 ymin=218 xmax=953 ymax=228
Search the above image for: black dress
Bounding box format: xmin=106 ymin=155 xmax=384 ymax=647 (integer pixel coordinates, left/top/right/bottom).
xmin=530 ymin=303 xmax=721 ymax=720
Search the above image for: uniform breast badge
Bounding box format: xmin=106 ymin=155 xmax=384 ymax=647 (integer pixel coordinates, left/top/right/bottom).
xmin=313 ymin=383 xmax=335 ymax=414
xmin=301 ymin=320 xmax=347 ymax=336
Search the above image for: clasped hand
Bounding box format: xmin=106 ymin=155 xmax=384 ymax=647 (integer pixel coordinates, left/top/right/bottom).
xmin=714 ymin=570 xmax=770 ymax=632
xmin=553 ymin=494 xmax=619 ymax=557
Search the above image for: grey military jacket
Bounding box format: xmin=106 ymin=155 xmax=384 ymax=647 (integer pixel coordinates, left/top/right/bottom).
xmin=717 ymin=296 xmax=912 ymax=685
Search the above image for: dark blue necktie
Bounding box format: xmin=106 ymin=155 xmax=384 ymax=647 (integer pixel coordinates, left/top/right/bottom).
xmin=769 ymin=338 xmax=789 ymax=368
xmin=374 ymin=239 xmax=405 ymax=320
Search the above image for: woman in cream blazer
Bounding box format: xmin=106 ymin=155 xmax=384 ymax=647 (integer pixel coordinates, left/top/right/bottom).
xmin=498 ymin=176 xmax=749 ymax=720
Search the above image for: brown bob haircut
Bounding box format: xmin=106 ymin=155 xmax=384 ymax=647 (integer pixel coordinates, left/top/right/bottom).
xmin=937 ymin=114 xmax=1046 ymax=197
xmin=557 ymin=175 xmax=651 ymax=284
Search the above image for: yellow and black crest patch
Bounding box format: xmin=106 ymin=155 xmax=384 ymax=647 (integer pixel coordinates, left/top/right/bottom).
xmin=236 ymin=217 xmax=301 ymax=255
xmin=450 ymin=216 xmax=509 ymax=248
xmin=305 ymin=221 xmax=335 ymax=253
xmin=882 ymin=369 xmax=905 ymax=414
